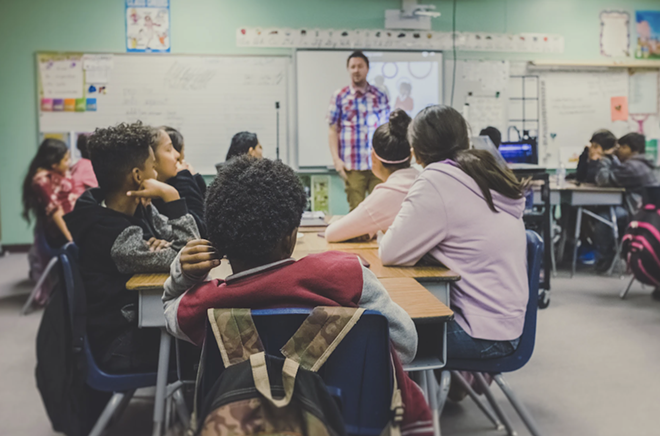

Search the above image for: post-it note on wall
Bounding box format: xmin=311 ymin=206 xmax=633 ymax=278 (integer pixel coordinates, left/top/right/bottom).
xmin=64 ymin=99 xmax=76 ymax=112
xmin=611 ymin=96 xmax=629 ymax=121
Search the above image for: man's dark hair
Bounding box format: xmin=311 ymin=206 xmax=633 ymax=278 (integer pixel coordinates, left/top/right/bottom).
xmin=347 ymin=50 xmax=369 ymax=68
xmin=590 ymin=129 xmax=617 ymax=150
xmin=226 ymin=131 xmax=259 ymax=161
xmin=87 ymin=121 xmax=158 ymax=193
xmin=479 ymin=126 xmax=502 ymax=148
xmin=618 ymin=132 xmax=646 ymax=154
xmin=205 ymin=156 xmax=307 ymax=260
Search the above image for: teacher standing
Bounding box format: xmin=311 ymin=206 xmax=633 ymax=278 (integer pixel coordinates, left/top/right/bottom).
xmin=327 ymin=51 xmax=391 ymax=210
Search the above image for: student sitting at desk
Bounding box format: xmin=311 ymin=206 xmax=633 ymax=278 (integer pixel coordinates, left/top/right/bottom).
xmin=163 ymin=156 xmax=434 ymax=434
xmin=590 ymin=132 xmax=658 ymax=271
xmin=325 ymin=109 xmax=418 ymax=242
xmin=65 ymin=122 xmax=199 ymax=373
xmin=22 ymin=139 xmax=76 ymax=280
xmin=380 ymin=105 xmax=528 ymax=361
xmin=151 ymin=126 xmax=207 ymax=238
xmin=568 ymin=129 xmax=617 ymax=183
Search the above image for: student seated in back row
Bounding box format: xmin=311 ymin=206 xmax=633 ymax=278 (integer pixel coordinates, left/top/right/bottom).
xmin=65 ymin=122 xmax=199 ymax=373
xmin=215 ymin=131 xmax=263 ymax=172
xmin=151 ymin=126 xmax=208 ymax=238
xmin=163 ymin=156 xmax=434 ymax=435
xmin=568 ymin=129 xmax=618 ymax=183
xmin=163 ymin=126 xmax=207 ymax=195
xmin=380 ymin=105 xmax=528 ymax=361
xmin=590 ymin=132 xmax=658 ymax=271
xmin=70 ymin=133 xmax=98 ymax=196
xmin=325 ymin=109 xmax=418 ymax=242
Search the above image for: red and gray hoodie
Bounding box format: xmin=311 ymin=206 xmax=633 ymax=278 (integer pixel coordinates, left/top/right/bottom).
xmin=162 ymin=250 xmax=433 ymax=435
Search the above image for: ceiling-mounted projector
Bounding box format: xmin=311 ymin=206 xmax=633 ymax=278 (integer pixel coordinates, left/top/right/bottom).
xmin=385 ymin=0 xmax=441 ymax=30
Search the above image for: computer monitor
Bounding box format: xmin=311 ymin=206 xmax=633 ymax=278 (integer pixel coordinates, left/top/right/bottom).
xmin=499 ymin=140 xmax=538 ymax=164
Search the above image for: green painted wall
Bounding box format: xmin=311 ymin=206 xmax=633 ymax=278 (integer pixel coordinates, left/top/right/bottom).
xmin=1 ymin=0 xmax=657 ymax=244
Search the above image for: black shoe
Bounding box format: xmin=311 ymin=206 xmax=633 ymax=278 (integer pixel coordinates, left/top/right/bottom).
xmin=652 ymin=288 xmax=660 ymax=301
xmin=594 ymin=257 xmax=613 ymax=273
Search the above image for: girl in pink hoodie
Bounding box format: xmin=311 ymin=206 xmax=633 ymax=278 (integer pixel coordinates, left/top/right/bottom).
xmin=380 ymin=105 xmax=529 ymax=360
xmin=325 ymin=109 xmax=419 ymax=242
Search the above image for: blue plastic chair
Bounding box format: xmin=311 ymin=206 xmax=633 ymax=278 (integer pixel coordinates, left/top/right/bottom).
xmin=437 ymin=230 xmax=544 ymax=436
xmin=199 ymin=308 xmax=393 ymax=436
xmin=57 ymin=245 xmax=161 ymax=436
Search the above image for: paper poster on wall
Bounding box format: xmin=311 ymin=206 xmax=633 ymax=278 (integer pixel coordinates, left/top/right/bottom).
xmin=611 ymin=96 xmax=629 ymax=121
xmin=83 ymin=54 xmax=113 ymax=84
xmin=38 ymin=55 xmax=84 ymax=99
xmin=635 ymin=10 xmax=660 ymax=59
xmin=600 ymin=11 xmax=630 ymax=57
xmin=126 ymin=0 xmax=170 ymax=53
xmin=629 ymin=70 xmax=659 ymax=114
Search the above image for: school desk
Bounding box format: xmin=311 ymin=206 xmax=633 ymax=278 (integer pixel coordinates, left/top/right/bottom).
xmin=533 ymin=181 xmax=625 ymax=276
xmin=128 ymin=274 xmax=454 ymax=436
xmin=127 ymin=235 xmax=459 ymax=436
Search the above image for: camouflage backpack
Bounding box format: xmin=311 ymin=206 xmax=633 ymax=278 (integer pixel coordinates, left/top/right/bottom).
xmin=192 ymin=307 xmax=381 ymax=436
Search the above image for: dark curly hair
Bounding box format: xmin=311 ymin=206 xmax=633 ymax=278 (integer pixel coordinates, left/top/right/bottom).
xmin=205 ymin=156 xmax=307 ymax=260
xmin=87 ymin=121 xmax=159 ymax=193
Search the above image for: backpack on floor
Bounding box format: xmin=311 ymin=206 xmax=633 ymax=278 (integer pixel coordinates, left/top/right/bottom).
xmin=192 ymin=307 xmax=404 ymax=436
xmin=621 ymin=204 xmax=660 ymax=286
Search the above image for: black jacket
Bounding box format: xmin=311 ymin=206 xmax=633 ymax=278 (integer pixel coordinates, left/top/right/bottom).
xmin=153 ymin=170 xmax=207 ymax=238
xmin=64 ymin=189 xmax=199 ymax=358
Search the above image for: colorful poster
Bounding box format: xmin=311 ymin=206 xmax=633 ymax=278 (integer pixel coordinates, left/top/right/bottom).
xmin=635 ymin=10 xmax=660 ymax=59
xmin=126 ymin=0 xmax=170 ymax=53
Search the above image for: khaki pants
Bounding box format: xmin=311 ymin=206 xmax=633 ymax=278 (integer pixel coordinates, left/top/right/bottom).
xmin=344 ymin=170 xmax=382 ymax=211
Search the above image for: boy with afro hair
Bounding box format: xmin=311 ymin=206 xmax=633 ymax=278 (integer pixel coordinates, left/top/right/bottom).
xmin=163 ymin=155 xmax=434 ymax=434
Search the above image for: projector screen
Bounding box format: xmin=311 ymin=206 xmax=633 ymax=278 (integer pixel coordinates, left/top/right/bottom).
xmin=296 ymin=50 xmax=443 ymax=168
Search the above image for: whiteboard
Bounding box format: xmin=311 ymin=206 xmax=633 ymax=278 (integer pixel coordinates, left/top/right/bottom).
xmin=38 ymin=54 xmax=290 ymax=174
xmin=296 ymin=50 xmax=442 ymax=168
xmin=540 ymin=71 xmax=629 ymax=168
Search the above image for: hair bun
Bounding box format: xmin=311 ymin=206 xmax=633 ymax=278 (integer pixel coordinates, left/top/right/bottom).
xmin=388 ymin=109 xmax=412 ymax=140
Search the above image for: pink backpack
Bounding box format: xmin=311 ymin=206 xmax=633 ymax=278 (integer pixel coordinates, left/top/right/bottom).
xmin=622 ymin=204 xmax=660 ymax=286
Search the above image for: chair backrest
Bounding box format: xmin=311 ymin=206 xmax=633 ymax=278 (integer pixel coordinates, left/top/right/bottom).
xmin=200 ymin=308 xmax=392 ymax=436
xmin=57 ymin=245 xmax=157 ymax=392
xmin=446 ymin=229 xmax=543 ymax=373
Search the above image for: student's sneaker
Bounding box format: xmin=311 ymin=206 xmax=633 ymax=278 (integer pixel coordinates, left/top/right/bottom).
xmin=594 ymin=257 xmax=614 ymax=273
xmin=652 ymin=288 xmax=660 ymax=302
xmin=577 ymin=246 xmax=596 ymax=265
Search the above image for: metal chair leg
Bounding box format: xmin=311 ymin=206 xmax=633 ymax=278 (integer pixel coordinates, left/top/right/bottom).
xmin=451 ymin=371 xmax=503 ymax=430
xmin=607 ymin=206 xmax=622 ymax=276
xmin=425 ymin=370 xmax=441 ymax=436
xmin=571 ymin=207 xmax=583 ymax=277
xmin=474 ymin=373 xmax=517 ymax=436
xmin=172 ymin=388 xmax=190 ymax=429
xmin=89 ymin=392 xmax=126 ymax=436
xmin=620 ymin=276 xmax=635 ymax=299
xmin=436 ymin=370 xmax=451 ymax=416
xmin=21 ymin=256 xmax=58 ymax=315
xmin=493 ymin=374 xmax=542 ymax=436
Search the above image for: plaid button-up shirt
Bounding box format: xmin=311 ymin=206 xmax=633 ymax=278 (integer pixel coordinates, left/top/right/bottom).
xmin=327 ymin=84 xmax=390 ymax=171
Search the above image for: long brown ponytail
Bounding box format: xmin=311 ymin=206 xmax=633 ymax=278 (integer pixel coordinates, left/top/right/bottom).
xmin=408 ymin=105 xmax=524 ymax=212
